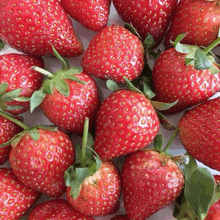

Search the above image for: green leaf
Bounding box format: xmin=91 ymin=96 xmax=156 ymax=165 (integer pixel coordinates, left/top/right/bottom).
xmin=143 ymin=34 xmax=156 ymax=49
xmin=185 ymin=167 xmax=215 ymax=220
xmin=0 ymin=133 xmax=21 ymax=147
xmin=194 ymin=49 xmax=212 ymax=70
xmin=54 ymin=79 xmax=70 ymax=96
xmin=62 ymin=74 xmax=86 ymax=85
xmin=63 ymin=67 xmax=83 ymax=75
xmin=208 ymin=63 xmax=220 ymax=74
xmin=12 ymin=96 xmax=30 ymax=102
xmin=0 ymin=39 xmax=4 ymax=50
xmin=5 ymin=105 xmax=25 ymax=111
xmin=75 ymin=144 xmax=82 ymax=164
xmin=154 ymin=134 xmax=164 ymax=151
xmin=43 ymin=80 xmax=53 ymax=94
xmin=210 ymin=183 xmax=220 ymax=207
xmin=183 ymin=154 xmax=198 ymax=181
xmin=143 ymin=81 xmax=156 ymax=99
xmin=64 ymin=166 xmax=75 ymax=187
xmin=155 ymin=110 xmax=176 ymax=130
xmin=0 ymin=88 xmax=22 ymax=102
xmin=124 ymin=77 xmax=143 ymax=94
xmin=93 ymin=155 xmax=102 ymax=173
xmin=124 ymin=23 xmax=142 ymax=40
xmin=151 ymin=100 xmax=178 ymax=111
xmin=28 ymin=129 xmax=40 ymax=141
xmin=30 ymin=90 xmax=46 ymax=112
xmin=35 ymin=125 xmax=57 ymax=131
xmin=0 ymin=83 xmax=8 ymax=95
xmin=106 ymin=79 xmax=121 ymax=91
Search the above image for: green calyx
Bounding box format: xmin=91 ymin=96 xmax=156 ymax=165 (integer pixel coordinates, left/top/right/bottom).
xmin=64 ymin=118 xmax=102 ymax=199
xmin=0 ymin=39 xmax=4 ymax=51
xmin=30 ymin=45 xmax=86 ymax=113
xmin=173 ymin=33 xmax=220 ymax=74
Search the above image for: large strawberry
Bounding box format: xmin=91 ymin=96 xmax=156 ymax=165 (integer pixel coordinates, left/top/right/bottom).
xmin=178 ymin=96 xmax=220 ymax=171
xmin=28 ymin=199 xmax=95 ymax=220
xmin=60 ymin=0 xmax=111 ymax=32
xmin=65 ymin=118 xmax=121 ymax=216
xmin=152 ymin=34 xmax=220 ymax=114
xmin=0 ymin=168 xmax=41 ymax=220
xmin=0 ymin=53 xmax=44 ymax=115
xmin=0 ymin=115 xmax=22 ymax=165
xmin=164 ymin=0 xmax=220 ymax=48
xmin=113 ymin=0 xmax=177 ymax=47
xmin=81 ymin=25 xmax=144 ymax=83
xmin=0 ymin=0 xmax=83 ymax=57
xmin=30 ymin=46 xmax=100 ymax=135
xmin=0 ymin=111 xmax=75 ymax=198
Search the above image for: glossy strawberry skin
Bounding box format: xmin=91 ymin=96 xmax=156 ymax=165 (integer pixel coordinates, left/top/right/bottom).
xmin=60 ymin=0 xmax=111 ymax=32
xmin=0 ymin=115 xmax=22 ymax=165
xmin=9 ymin=129 xmax=75 ymax=198
xmin=0 ymin=53 xmax=44 ymax=115
xmin=40 ymin=71 xmax=100 ymax=135
xmin=178 ymin=97 xmax=220 ymax=171
xmin=164 ymin=0 xmax=220 ymax=47
xmin=81 ymin=25 xmax=144 ymax=83
xmin=111 ymin=215 xmax=129 ymax=220
xmin=152 ymin=47 xmax=220 ymax=114
xmin=0 ymin=168 xmax=41 ymax=220
xmin=28 ymin=199 xmax=95 ymax=220
xmin=66 ymin=161 xmax=121 ymax=216
xmin=94 ymin=89 xmax=159 ymax=161
xmin=0 ymin=0 xmax=83 ymax=57
xmin=113 ymin=0 xmax=177 ymax=47
xmin=122 ymin=150 xmax=185 ymax=220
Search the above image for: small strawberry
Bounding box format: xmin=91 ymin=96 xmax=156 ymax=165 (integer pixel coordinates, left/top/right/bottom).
xmin=30 ymin=46 xmax=100 ymax=135
xmin=152 ymin=34 xmax=220 ymax=114
xmin=121 ymin=135 xmax=184 ymax=220
xmin=164 ymin=0 xmax=220 ymax=48
xmin=113 ymin=0 xmax=177 ymax=47
xmin=0 ymin=115 xmax=22 ymax=165
xmin=0 ymin=168 xmax=41 ymax=220
xmin=65 ymin=118 xmax=121 ymax=217
xmin=28 ymin=199 xmax=95 ymax=220
xmin=111 ymin=215 xmax=129 ymax=220
xmin=0 ymin=53 xmax=44 ymax=115
xmin=0 ymin=111 xmax=75 ymax=198
xmin=0 ymin=0 xmax=83 ymax=57
xmin=81 ymin=25 xmax=145 ymax=83
xmin=60 ymin=0 xmax=111 ymax=32
xmin=178 ymin=96 xmax=220 ymax=171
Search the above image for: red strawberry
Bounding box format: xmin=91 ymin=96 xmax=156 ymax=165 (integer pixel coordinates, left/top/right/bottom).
xmin=28 ymin=199 xmax=95 ymax=220
xmin=60 ymin=0 xmax=111 ymax=32
xmin=0 ymin=53 xmax=44 ymax=115
xmin=81 ymin=25 xmax=144 ymax=83
xmin=0 ymin=168 xmax=41 ymax=220
xmin=122 ymin=149 xmax=184 ymax=220
xmin=113 ymin=0 xmax=177 ymax=47
xmin=0 ymin=0 xmax=83 ymax=57
xmin=94 ymin=89 xmax=159 ymax=161
xmin=111 ymin=215 xmax=129 ymax=220
xmin=178 ymin=96 xmax=220 ymax=171
xmin=0 ymin=115 xmax=22 ymax=165
xmin=164 ymin=0 xmax=220 ymax=48
xmin=152 ymin=39 xmax=220 ymax=114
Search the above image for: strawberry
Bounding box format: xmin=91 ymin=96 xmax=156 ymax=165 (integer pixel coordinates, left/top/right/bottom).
xmin=122 ymin=148 xmax=184 ymax=220
xmin=30 ymin=46 xmax=100 ymax=135
xmin=111 ymin=215 xmax=129 ymax=220
xmin=0 ymin=115 xmax=22 ymax=165
xmin=0 ymin=53 xmax=44 ymax=115
xmin=113 ymin=0 xmax=177 ymax=47
xmin=178 ymin=96 xmax=220 ymax=171
xmin=164 ymin=0 xmax=220 ymax=48
xmin=0 ymin=168 xmax=41 ymax=220
xmin=60 ymin=0 xmax=111 ymax=32
xmin=152 ymin=35 xmax=220 ymax=114
xmin=81 ymin=25 xmax=144 ymax=83
xmin=0 ymin=0 xmax=83 ymax=57
xmin=94 ymin=88 xmax=159 ymax=161
xmin=28 ymin=199 xmax=95 ymax=220
xmin=65 ymin=118 xmax=121 ymax=217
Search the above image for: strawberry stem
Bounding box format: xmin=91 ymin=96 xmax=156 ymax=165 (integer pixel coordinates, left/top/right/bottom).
xmin=203 ymin=37 xmax=220 ymax=55
xmin=32 ymin=66 xmax=54 ymax=78
xmin=81 ymin=117 xmax=89 ymax=167
xmin=0 ymin=111 xmax=29 ymax=130
xmin=163 ymin=127 xmax=179 ymax=153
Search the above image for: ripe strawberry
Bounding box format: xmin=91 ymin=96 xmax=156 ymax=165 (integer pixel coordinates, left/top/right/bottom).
xmin=0 ymin=115 xmax=22 ymax=165
xmin=178 ymin=96 xmax=220 ymax=171
xmin=122 ymin=149 xmax=184 ymax=220
xmin=28 ymin=199 xmax=95 ymax=220
xmin=81 ymin=25 xmax=144 ymax=83
xmin=0 ymin=168 xmax=41 ymax=220
xmin=0 ymin=0 xmax=83 ymax=57
xmin=164 ymin=0 xmax=220 ymax=48
xmin=60 ymin=0 xmax=111 ymax=32
xmin=94 ymin=89 xmax=159 ymax=161
xmin=30 ymin=47 xmax=100 ymax=135
xmin=111 ymin=215 xmax=129 ymax=220
xmin=113 ymin=0 xmax=177 ymax=47
xmin=152 ymin=37 xmax=220 ymax=114
xmin=0 ymin=53 xmax=44 ymax=115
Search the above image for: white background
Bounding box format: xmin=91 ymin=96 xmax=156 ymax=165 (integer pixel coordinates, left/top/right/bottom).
xmin=1 ymin=3 xmax=220 ymax=220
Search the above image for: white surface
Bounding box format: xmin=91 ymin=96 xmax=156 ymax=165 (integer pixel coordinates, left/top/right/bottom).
xmin=1 ymin=3 xmax=220 ymax=220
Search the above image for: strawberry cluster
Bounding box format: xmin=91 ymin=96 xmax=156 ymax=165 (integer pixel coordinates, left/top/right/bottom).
xmin=0 ymin=0 xmax=220 ymax=220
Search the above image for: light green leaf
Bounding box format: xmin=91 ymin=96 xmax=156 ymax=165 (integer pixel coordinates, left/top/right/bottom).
xmin=151 ymin=100 xmax=178 ymax=111
xmin=106 ymin=79 xmax=121 ymax=91
xmin=62 ymin=74 xmax=86 ymax=85
xmin=124 ymin=76 xmax=143 ymax=94
xmin=0 ymin=83 xmax=8 ymax=95
xmin=5 ymin=105 xmax=25 ymax=111
xmin=183 ymin=154 xmax=198 ymax=181
xmin=13 ymin=97 xmax=30 ymax=102
xmin=194 ymin=49 xmax=212 ymax=70
xmin=208 ymin=64 xmax=220 ymax=75
xmin=0 ymin=88 xmax=22 ymax=102
xmin=0 ymin=39 xmax=4 ymax=50
xmin=143 ymin=81 xmax=156 ymax=99
xmin=64 ymin=166 xmax=75 ymax=187
xmin=30 ymin=90 xmax=46 ymax=112
xmin=154 ymin=134 xmax=164 ymax=152
xmin=54 ymin=79 xmax=70 ymax=97
xmin=29 ymin=129 xmax=40 ymax=141
xmin=43 ymin=80 xmax=53 ymax=94
xmin=143 ymin=34 xmax=156 ymax=49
